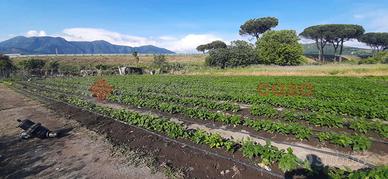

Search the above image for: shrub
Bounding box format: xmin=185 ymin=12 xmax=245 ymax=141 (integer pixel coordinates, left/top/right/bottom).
xmin=44 ymin=60 xmax=60 ymax=75
xmin=18 ymin=59 xmax=46 ymax=70
xmin=0 ymin=54 xmax=16 ymax=78
xmin=257 ymin=30 xmax=304 ymax=65
xmin=95 ymin=64 xmax=108 ymax=70
xmin=153 ymin=54 xmax=167 ymax=67
xmin=228 ymin=40 xmax=260 ymax=67
xmin=205 ymin=48 xmax=230 ymax=68
xmin=196 ymin=40 xmax=227 ymax=53
xmin=59 ymin=64 xmax=80 ymax=75
xmin=160 ymin=62 xmax=186 ymax=73
xmin=205 ymin=40 xmax=259 ymax=68
xmin=358 ymin=51 xmax=388 ymax=64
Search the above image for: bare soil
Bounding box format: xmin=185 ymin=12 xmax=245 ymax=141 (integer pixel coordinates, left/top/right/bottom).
xmin=0 ymin=85 xmax=167 ymax=179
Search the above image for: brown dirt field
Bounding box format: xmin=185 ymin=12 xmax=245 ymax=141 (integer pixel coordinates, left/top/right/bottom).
xmin=0 ymin=85 xmax=167 ymax=179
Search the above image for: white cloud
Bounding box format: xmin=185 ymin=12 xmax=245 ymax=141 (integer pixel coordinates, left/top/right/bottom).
xmin=299 ymin=37 xmax=315 ymax=44
xmin=159 ymin=36 xmax=177 ymax=41
xmin=353 ymin=14 xmax=365 ymax=19
xmin=353 ymin=9 xmax=388 ymax=32
xmin=26 ymin=30 xmax=47 ymax=37
xmin=57 ymin=27 xmax=224 ymax=53
xmin=61 ymin=28 xmax=156 ymax=47
xmin=158 ymin=34 xmax=223 ymax=53
xmin=343 ymin=39 xmax=370 ymax=49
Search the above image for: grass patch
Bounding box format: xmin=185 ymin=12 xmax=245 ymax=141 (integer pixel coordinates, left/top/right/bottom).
xmin=185 ymin=64 xmax=388 ymax=76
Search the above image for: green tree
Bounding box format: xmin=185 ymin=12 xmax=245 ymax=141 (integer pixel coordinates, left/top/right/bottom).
xmin=257 ymin=30 xmax=304 ymax=66
xmin=359 ymin=32 xmax=388 ymax=54
xmin=301 ymin=24 xmax=365 ymax=62
xmin=324 ymin=24 xmax=364 ymax=62
xmin=300 ymin=25 xmax=330 ymax=62
xmin=209 ymin=40 xmax=227 ymax=49
xmin=239 ymin=17 xmax=278 ymax=40
xmin=205 ymin=40 xmax=259 ymax=68
xmin=196 ymin=40 xmax=227 ymax=53
xmin=196 ymin=44 xmax=208 ymax=53
xmin=228 ymin=40 xmax=259 ymax=67
xmin=205 ymin=48 xmax=230 ymax=69
xmin=0 ymin=54 xmax=16 ymax=78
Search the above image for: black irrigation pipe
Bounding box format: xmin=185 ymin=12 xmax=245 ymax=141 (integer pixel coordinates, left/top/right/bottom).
xmin=14 ymin=81 xmax=377 ymax=168
xmin=10 ymin=85 xmax=285 ymax=179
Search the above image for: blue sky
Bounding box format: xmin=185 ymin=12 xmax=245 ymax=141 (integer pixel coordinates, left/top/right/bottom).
xmin=1 ymin=0 xmax=388 ymax=52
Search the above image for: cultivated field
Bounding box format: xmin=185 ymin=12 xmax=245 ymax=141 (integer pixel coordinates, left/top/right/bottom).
xmin=8 ymin=75 xmax=388 ymax=178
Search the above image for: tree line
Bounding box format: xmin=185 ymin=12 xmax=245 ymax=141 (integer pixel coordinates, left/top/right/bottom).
xmin=0 ymin=54 xmax=188 ymax=78
xmin=198 ymin=17 xmax=388 ymax=67
xmin=300 ymin=25 xmax=388 ymax=62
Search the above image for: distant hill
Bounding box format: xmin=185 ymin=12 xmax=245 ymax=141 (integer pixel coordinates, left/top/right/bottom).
xmin=0 ymin=36 xmax=175 ymax=55
xmin=302 ymin=43 xmax=372 ymax=57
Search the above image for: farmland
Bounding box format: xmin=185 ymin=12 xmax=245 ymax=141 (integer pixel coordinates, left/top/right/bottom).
xmin=9 ymin=54 xmax=388 ymax=76
xmin=8 ymin=75 xmax=388 ymax=178
xmin=3 ymin=0 xmax=388 ymax=178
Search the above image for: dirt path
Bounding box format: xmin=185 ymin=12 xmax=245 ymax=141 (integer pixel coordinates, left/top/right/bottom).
xmin=0 ymin=84 xmax=167 ymax=179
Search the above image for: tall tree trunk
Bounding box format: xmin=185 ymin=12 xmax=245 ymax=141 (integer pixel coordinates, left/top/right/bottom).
xmin=332 ymin=41 xmax=341 ymax=62
xmin=339 ymin=40 xmax=344 ymax=63
xmin=333 ymin=45 xmax=338 ymax=62
xmin=255 ymin=34 xmax=260 ymax=42
xmin=315 ymin=39 xmax=321 ymax=61
xmin=319 ymin=38 xmax=326 ymax=62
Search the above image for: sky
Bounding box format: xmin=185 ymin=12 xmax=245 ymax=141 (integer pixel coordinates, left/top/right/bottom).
xmin=1 ymin=0 xmax=388 ymax=52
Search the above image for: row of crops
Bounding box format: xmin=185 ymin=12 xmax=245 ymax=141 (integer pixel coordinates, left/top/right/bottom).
xmin=13 ymin=75 xmax=388 ymax=178
xmin=32 ymin=76 xmax=388 ymax=142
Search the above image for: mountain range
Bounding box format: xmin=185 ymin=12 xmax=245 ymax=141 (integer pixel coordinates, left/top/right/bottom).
xmin=0 ymin=36 xmax=175 ymax=55
xmin=0 ymin=36 xmax=372 ymax=56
